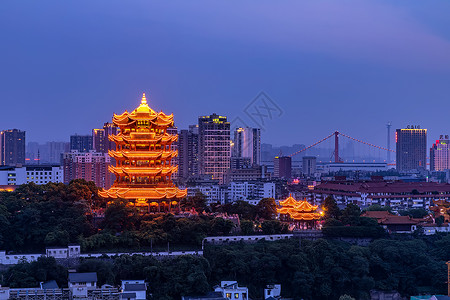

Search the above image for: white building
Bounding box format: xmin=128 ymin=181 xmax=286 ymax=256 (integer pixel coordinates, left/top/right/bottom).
xmin=187 ymin=184 xmax=228 ymax=204
xmin=120 ymin=280 xmax=147 ymax=300
xmin=229 ymin=182 xmax=275 ymax=203
xmin=264 ymin=284 xmax=281 ymax=299
xmin=214 ymin=281 xmax=248 ymax=300
xmin=0 ymin=165 xmax=63 ymax=185
xmin=322 ymin=162 xmax=387 ymax=173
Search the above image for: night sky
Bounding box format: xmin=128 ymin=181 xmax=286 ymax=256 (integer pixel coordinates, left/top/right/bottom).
xmin=1 ymin=0 xmax=450 ymax=150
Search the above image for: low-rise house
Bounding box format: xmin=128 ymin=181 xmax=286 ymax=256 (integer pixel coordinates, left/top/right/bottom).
xmin=362 ymin=211 xmax=419 ymax=233
xmin=214 ymin=281 xmax=248 ymax=300
xmin=120 ymin=280 xmax=147 ymax=300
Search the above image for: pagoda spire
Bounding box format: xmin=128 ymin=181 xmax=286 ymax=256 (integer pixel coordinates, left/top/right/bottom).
xmin=141 ymin=92 xmax=147 ymax=104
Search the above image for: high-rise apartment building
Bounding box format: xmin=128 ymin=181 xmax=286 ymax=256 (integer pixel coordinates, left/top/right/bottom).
xmin=396 ymin=126 xmax=427 ymax=172
xmin=198 ymin=114 xmax=231 ymax=183
xmin=70 ymin=134 xmax=93 ymax=153
xmin=0 ymin=129 xmax=25 ymax=166
xmin=274 ymin=156 xmax=292 ymax=179
xmin=62 ymin=150 xmax=112 ymax=188
xmin=430 ymin=135 xmax=450 ymax=171
xmin=232 ymin=127 xmax=261 ymax=166
xmin=92 ymin=123 xmax=119 ymax=153
xmin=178 ymin=125 xmax=199 ymax=181
xmin=302 ymin=156 xmax=317 ymax=176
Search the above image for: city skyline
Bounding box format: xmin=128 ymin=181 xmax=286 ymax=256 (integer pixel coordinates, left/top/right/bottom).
xmin=1 ymin=1 xmax=450 ymax=148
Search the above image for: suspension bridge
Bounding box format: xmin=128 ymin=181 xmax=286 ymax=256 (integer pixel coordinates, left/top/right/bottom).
xmin=287 ymin=131 xmax=395 ymax=164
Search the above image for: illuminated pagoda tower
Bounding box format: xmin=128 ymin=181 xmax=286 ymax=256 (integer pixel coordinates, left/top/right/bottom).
xmin=277 ymin=195 xmax=322 ymax=229
xmin=98 ymin=93 xmax=187 ymax=212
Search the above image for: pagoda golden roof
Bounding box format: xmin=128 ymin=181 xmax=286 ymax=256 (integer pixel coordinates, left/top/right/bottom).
xmin=108 ymin=165 xmax=178 ymax=176
xmin=109 ymin=133 xmax=177 ymax=144
xmin=277 ymin=195 xmax=322 ymax=221
xmin=113 ymin=93 xmax=174 ymax=127
xmin=108 ymin=150 xmax=177 ymax=160
xmin=98 ymin=186 xmax=187 ymax=200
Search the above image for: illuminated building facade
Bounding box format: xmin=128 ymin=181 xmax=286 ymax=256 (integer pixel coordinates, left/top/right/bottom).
xmin=198 ymin=114 xmax=231 ymax=183
xmin=396 ymin=126 xmax=427 ymax=172
xmin=1 ymin=129 xmax=25 ymax=166
xmin=430 ymin=135 xmax=450 ymax=171
xmin=232 ymin=127 xmax=261 ymax=166
xmin=98 ymin=93 xmax=186 ymax=211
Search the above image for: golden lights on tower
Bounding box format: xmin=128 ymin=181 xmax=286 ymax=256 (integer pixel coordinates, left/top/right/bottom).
xmin=98 ymin=93 xmax=187 ymax=211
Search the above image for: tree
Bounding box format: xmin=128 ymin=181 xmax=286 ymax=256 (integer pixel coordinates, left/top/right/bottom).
xmin=323 ymin=196 xmax=341 ymax=220
xmin=255 ymin=198 xmax=277 ymax=220
xmin=341 ymin=203 xmax=361 ymax=226
xmin=102 ymin=199 xmax=138 ymax=232
xmin=240 ymin=220 xmax=254 ymax=235
xmin=364 ymin=204 xmax=392 ymax=212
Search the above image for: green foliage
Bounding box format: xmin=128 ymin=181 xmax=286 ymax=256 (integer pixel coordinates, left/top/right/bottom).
xmin=0 ymin=181 xmax=95 ymax=252
xmin=222 ymin=201 xmax=256 ymax=220
xmin=1 ymin=257 xmax=67 ymax=288
xmin=180 ymin=192 xmax=208 ymax=213
xmin=240 ymin=220 xmax=254 ymax=235
xmin=255 ymin=198 xmax=277 ymax=220
xmin=364 ymin=204 xmax=392 ymax=212
xmin=323 ymin=196 xmax=341 ymax=220
xmin=399 ymin=208 xmax=429 ymax=219
xmin=261 ymin=220 xmax=288 ymax=235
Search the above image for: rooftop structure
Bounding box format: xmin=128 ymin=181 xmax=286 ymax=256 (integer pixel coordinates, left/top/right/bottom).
xmin=98 ymin=93 xmax=186 ymax=211
xmin=277 ymin=195 xmax=322 ymax=222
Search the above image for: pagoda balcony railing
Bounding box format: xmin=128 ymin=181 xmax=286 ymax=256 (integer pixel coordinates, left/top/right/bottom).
xmin=113 ymin=183 xmax=177 ymax=188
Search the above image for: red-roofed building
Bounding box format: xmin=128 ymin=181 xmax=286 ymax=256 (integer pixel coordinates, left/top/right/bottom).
xmin=308 ymin=180 xmax=450 ymax=210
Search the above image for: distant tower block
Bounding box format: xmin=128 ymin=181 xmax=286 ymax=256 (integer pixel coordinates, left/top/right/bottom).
xmin=98 ymin=93 xmax=187 ymax=212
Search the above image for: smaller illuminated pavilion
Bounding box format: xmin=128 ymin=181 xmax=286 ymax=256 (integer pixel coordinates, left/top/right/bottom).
xmin=277 ymin=195 xmax=322 ymax=228
xmin=98 ymin=93 xmax=187 ymax=212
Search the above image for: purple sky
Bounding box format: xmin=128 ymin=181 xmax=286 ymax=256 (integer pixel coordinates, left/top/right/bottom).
xmin=1 ymin=0 xmax=450 ymax=150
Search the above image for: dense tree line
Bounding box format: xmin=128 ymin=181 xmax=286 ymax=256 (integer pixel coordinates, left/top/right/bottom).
xmin=0 ymin=182 xmax=284 ymax=252
xmin=2 ymin=235 xmax=450 ymax=299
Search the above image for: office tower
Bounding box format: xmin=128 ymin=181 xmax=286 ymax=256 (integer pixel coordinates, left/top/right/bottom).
xmin=302 ymin=156 xmax=317 ymax=176
xmin=103 ymin=122 xmax=119 ymax=152
xmin=178 ymin=125 xmax=199 ymax=181
xmin=70 ymin=134 xmax=93 ymax=153
xmin=1 ymin=129 xmax=25 ymax=166
xmin=396 ymin=126 xmax=427 ymax=172
xmin=232 ymin=127 xmax=261 ymax=166
xmin=430 ymin=135 xmax=450 ymax=171
xmin=92 ymin=129 xmax=106 ymax=153
xmin=63 ymin=150 xmax=113 ymax=188
xmin=98 ymin=93 xmax=186 ymax=211
xmin=274 ymin=156 xmax=292 ymax=179
xmin=198 ymin=114 xmax=231 ymax=183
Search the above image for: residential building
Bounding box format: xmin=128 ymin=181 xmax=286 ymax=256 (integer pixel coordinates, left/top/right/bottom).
xmin=63 ymin=150 xmax=112 ymax=188
xmin=273 ymin=156 xmax=291 ymax=179
xmin=308 ymin=180 xmax=450 ymax=210
xmin=302 ymin=156 xmax=316 ymax=176
xmin=214 ymin=281 xmax=248 ymax=300
xmin=25 ymin=141 xmax=69 ymax=164
xmin=70 ymin=134 xmax=93 ymax=153
xmin=92 ymin=129 xmax=107 ymax=153
xmin=198 ymin=114 xmax=231 ymax=184
xmin=187 ymin=184 xmax=229 ymax=204
xmin=430 ymin=135 xmax=450 ymax=171
xmin=229 ymin=181 xmax=275 ymax=203
xmin=0 ymin=165 xmax=63 ymax=185
xmin=396 ymin=126 xmax=427 ymax=172
xmin=178 ymin=125 xmax=199 ymax=182
xmin=232 ymin=127 xmax=261 ymax=166
xmin=223 ymin=165 xmax=270 ymax=185
xmin=1 ymin=129 xmax=25 ymax=166
xmin=120 ymin=280 xmax=147 ymax=300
